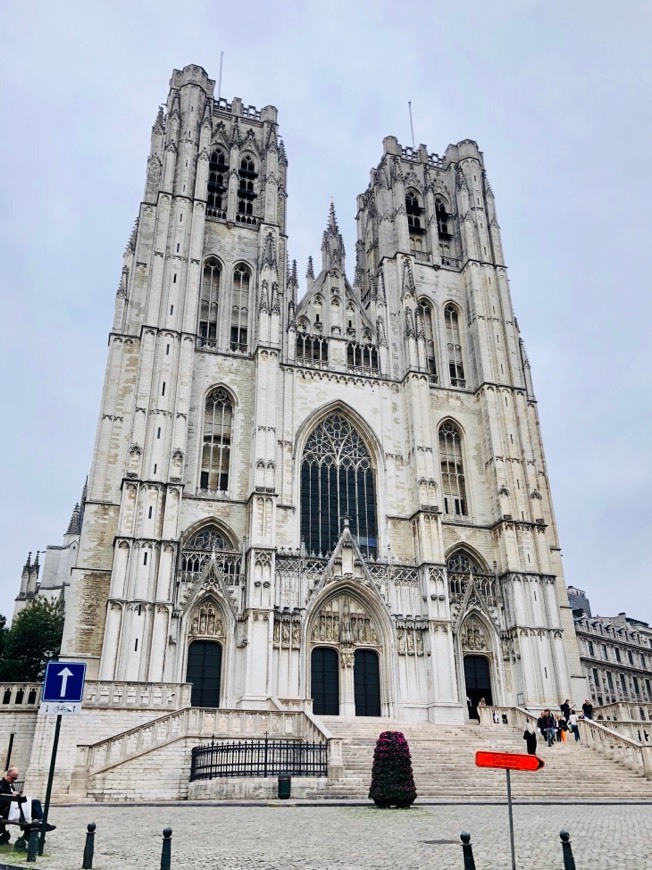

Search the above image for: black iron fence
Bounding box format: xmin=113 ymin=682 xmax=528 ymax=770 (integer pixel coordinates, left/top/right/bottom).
xmin=189 ymin=736 xmax=327 ymax=780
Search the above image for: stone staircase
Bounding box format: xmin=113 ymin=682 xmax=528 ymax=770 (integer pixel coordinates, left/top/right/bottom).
xmin=308 ymin=716 xmax=652 ymax=801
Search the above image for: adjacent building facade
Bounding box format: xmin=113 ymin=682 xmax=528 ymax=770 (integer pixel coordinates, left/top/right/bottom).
xmin=16 ymin=63 xmax=586 ymax=731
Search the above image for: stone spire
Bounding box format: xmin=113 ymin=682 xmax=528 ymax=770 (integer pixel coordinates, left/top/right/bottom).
xmin=321 ymin=202 xmax=345 ymax=271
xmin=65 ymin=503 xmax=82 ymax=536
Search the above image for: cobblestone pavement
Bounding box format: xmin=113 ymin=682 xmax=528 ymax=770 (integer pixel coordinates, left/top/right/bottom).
xmin=4 ymin=802 xmax=651 ymax=869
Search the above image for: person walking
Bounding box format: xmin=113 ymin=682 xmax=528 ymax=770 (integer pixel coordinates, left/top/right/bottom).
xmin=582 ymin=698 xmax=594 ymax=720
xmin=560 ymin=699 xmax=571 ymax=721
xmin=568 ymin=710 xmax=580 ymax=742
xmin=539 ymin=709 xmax=557 ymax=746
xmin=523 ymin=724 xmax=538 ymax=755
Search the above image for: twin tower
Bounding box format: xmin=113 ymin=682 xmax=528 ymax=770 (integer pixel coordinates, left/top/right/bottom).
xmin=51 ymin=63 xmax=583 ymax=721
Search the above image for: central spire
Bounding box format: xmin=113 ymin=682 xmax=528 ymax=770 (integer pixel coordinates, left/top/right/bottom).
xmin=321 ymin=202 xmax=345 ymax=271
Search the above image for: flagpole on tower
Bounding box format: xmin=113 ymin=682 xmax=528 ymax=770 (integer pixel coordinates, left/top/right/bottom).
xmin=218 ymin=51 xmax=224 ymax=101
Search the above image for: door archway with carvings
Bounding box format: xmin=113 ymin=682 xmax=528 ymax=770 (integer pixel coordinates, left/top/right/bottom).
xmin=308 ymin=591 xmax=388 ymax=717
xmin=185 ymin=597 xmax=227 ymax=708
xmin=460 ymin=614 xmax=496 ymax=719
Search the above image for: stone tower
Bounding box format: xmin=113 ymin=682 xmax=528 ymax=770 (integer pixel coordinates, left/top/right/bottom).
xmin=55 ymin=64 xmax=583 ymax=720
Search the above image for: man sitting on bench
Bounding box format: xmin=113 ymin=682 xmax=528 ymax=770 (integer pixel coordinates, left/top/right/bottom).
xmin=0 ymin=767 xmax=55 ymax=844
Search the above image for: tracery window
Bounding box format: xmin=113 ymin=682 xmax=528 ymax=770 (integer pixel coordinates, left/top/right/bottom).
xmin=207 ymin=150 xmax=227 ymax=218
xmin=179 ymin=524 xmax=241 ymax=585
xmin=447 ymin=549 xmax=496 ymax=605
xmin=200 ymin=387 xmax=233 ymax=492
xmin=230 ymin=264 xmax=250 ymax=352
xmin=444 ymin=303 xmax=465 ymax=387
xmin=300 ymin=414 xmax=377 ymax=558
xmin=439 ymin=420 xmax=467 ymax=516
xmin=346 ymin=341 xmax=379 ymax=373
xmin=405 ymin=190 xmax=423 ymax=232
xmin=435 ymin=198 xmax=451 ymax=238
xmin=237 ymin=155 xmax=257 ymax=223
xmin=296 ymin=334 xmax=329 ymax=364
xmin=198 ymin=258 xmax=221 ymax=348
xmin=417 ymin=298 xmax=438 ymax=383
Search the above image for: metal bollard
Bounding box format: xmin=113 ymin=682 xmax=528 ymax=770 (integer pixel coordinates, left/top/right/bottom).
xmin=560 ymin=830 xmax=577 ymax=870
xmin=26 ymin=824 xmax=39 ymax=863
xmin=160 ymin=827 xmax=172 ymax=870
xmin=82 ymin=822 xmax=96 ymax=869
xmin=460 ymin=831 xmax=477 ymax=870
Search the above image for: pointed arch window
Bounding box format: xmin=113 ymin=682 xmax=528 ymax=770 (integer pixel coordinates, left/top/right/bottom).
xmin=435 ymin=198 xmax=452 ymax=239
xmin=237 ymin=155 xmax=258 ymax=223
xmin=230 ymin=264 xmax=250 ymax=352
xmin=198 ymin=258 xmax=221 ymax=348
xmin=445 ymin=303 xmax=465 ymax=387
xmin=417 ymin=298 xmax=438 ymax=383
xmin=200 ymin=387 xmax=233 ymax=492
xmin=439 ymin=420 xmax=467 ymax=517
xmin=406 ymin=190 xmax=424 ymax=233
xmin=300 ymin=414 xmax=377 ymax=558
xmin=447 ymin=549 xmax=497 ymax=606
xmin=207 ymin=150 xmax=227 ymax=218
xmin=179 ymin=523 xmax=241 ymax=585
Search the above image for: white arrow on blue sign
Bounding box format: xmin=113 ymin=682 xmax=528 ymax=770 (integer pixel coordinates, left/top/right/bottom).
xmin=42 ymin=661 xmax=86 ymax=704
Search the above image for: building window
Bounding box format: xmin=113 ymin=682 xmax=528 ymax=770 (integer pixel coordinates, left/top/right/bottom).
xmin=444 ymin=304 xmax=465 ymax=387
xmin=587 ymin=640 xmax=594 ymax=656
xmin=230 ymin=264 xmax=250 ymax=352
xmin=602 ymin=644 xmax=608 ymax=659
xmin=633 ymin=676 xmax=640 ymax=696
xmin=417 ymin=298 xmax=438 ymax=383
xmin=237 ymin=155 xmax=257 ymax=224
xmin=593 ymin=668 xmax=600 ymax=688
xmin=300 ymin=414 xmax=377 ymax=558
xmin=642 ymin=654 xmax=646 ymax=668
xmin=607 ymin=671 xmax=615 ymax=693
xmin=198 ymin=258 xmax=221 ymax=348
xmin=615 ymin=647 xmax=621 ymax=663
xmin=628 ymin=650 xmax=634 ymax=665
xmin=405 ymin=190 xmax=425 ymax=241
xmin=439 ymin=420 xmax=467 ymax=517
xmin=435 ymin=198 xmax=452 ymax=239
xmin=620 ymin=674 xmax=627 ymax=697
xmin=646 ymin=679 xmax=651 ymax=697
xmin=297 ymin=334 xmax=329 ymax=364
xmin=346 ymin=341 xmax=379 ymax=373
xmin=207 ymin=150 xmax=227 ymax=217
xmin=200 ymin=387 xmax=233 ymax=492
xmin=179 ymin=524 xmax=241 ymax=584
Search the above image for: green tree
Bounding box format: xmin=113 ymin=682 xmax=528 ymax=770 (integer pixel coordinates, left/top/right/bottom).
xmin=0 ymin=599 xmax=64 ymax=681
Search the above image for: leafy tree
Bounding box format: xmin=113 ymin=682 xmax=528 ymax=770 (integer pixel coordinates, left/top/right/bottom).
xmin=369 ymin=730 xmax=417 ymax=808
xmin=0 ymin=599 xmax=64 ymax=681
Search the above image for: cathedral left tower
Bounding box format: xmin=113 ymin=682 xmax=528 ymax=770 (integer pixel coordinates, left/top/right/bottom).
xmin=61 ymin=64 xmax=287 ymax=688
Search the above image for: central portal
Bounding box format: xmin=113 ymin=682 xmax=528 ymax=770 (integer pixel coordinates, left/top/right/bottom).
xmin=187 ymin=640 xmax=222 ymax=708
xmin=354 ymin=649 xmax=381 ymax=716
xmin=464 ymin=654 xmax=492 ymax=719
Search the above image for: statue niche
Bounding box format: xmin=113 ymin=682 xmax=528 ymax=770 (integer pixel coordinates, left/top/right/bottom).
xmin=189 ymin=598 xmax=225 ymax=640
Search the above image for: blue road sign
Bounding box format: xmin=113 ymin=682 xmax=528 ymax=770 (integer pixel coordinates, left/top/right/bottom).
xmin=42 ymin=661 xmax=86 ymax=704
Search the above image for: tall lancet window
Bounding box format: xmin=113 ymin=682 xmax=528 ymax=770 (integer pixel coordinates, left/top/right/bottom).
xmin=207 ymin=150 xmax=227 ymax=217
xmin=445 ymin=303 xmax=466 ymax=387
xmin=300 ymin=414 xmax=377 ymax=558
xmin=237 ymin=155 xmax=258 ymax=222
xmin=200 ymin=387 xmax=233 ymax=492
xmin=198 ymin=258 xmax=221 ymax=348
xmin=230 ymin=264 xmax=250 ymax=352
xmin=417 ymin=298 xmax=438 ymax=383
xmin=439 ymin=420 xmax=467 ymax=516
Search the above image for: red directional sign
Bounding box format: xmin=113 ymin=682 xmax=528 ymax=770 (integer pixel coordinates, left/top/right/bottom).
xmin=475 ymin=751 xmax=544 ymax=771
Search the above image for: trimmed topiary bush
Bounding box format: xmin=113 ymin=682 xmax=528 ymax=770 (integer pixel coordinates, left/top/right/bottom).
xmin=368 ymin=730 xmax=417 ymax=808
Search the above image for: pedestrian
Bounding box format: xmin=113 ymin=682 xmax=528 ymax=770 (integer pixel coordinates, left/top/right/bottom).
xmin=0 ymin=767 xmax=56 ymax=844
xmin=568 ymin=710 xmax=580 ymax=742
xmin=582 ymin=698 xmax=594 ymax=720
xmin=523 ymin=724 xmax=538 ymax=755
xmin=477 ymin=697 xmax=486 ymax=708
xmin=557 ymin=715 xmax=568 ymax=743
xmin=560 ymin=699 xmax=571 ymax=721
xmin=539 ymin=709 xmax=557 ymax=746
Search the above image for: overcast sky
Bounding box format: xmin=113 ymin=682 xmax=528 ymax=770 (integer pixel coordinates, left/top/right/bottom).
xmin=0 ymin=0 xmax=650 ymax=623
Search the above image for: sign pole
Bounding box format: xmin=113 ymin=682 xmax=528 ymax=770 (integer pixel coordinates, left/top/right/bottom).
xmin=38 ymin=713 xmax=62 ymax=856
xmin=505 ymin=768 xmax=516 ymax=870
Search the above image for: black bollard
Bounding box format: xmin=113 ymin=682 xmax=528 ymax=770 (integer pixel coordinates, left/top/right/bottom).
xmin=560 ymin=830 xmax=577 ymax=870
xmin=161 ymin=827 xmax=172 ymax=870
xmin=460 ymin=831 xmax=477 ymax=870
xmin=82 ymin=822 xmax=96 ymax=869
xmin=26 ymin=824 xmax=39 ymax=863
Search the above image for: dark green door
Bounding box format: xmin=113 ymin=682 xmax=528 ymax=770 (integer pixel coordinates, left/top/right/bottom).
xmin=186 ymin=640 xmax=222 ymax=708
xmin=464 ymin=655 xmax=492 ymax=718
xmin=311 ymin=647 xmax=339 ymax=715
xmin=354 ymin=649 xmax=381 ymax=716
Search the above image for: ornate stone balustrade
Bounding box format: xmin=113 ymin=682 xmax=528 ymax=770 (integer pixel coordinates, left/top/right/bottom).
xmin=83 ymin=681 xmax=191 ymax=710
xmin=594 ymin=701 xmax=652 ymax=722
xmin=0 ymin=683 xmax=41 ymax=709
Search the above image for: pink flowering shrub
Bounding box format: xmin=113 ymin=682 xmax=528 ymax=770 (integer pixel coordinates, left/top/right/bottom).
xmin=368 ymin=730 xmax=417 ymax=808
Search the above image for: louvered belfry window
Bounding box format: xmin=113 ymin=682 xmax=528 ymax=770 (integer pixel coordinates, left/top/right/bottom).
xmin=300 ymin=414 xmax=377 ymax=558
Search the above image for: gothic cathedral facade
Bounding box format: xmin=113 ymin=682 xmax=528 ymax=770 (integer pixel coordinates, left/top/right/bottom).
xmin=43 ymin=64 xmax=584 ymax=722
